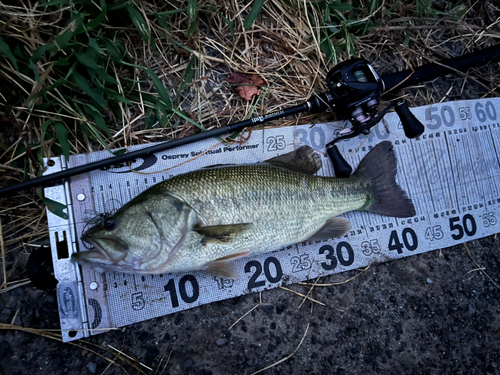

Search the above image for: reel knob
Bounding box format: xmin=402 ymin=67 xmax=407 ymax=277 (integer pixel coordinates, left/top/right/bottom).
xmin=395 ymin=100 xmax=425 ymax=138
xmin=327 ymin=144 xmax=353 ymax=177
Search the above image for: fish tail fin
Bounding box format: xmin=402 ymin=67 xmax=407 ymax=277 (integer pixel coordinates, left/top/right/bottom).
xmin=353 ymin=141 xmax=416 ymax=218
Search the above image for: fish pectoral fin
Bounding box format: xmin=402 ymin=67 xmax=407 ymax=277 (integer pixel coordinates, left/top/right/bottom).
xmin=206 ymin=252 xmax=251 ymax=279
xmin=305 ymin=217 xmax=350 ymax=242
xmin=194 ymin=223 xmax=254 ymax=244
xmin=266 ymin=145 xmax=322 ymax=175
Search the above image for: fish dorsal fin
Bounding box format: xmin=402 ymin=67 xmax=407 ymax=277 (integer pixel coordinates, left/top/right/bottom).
xmin=266 ymin=146 xmax=322 ymax=175
xmin=205 ymin=251 xmax=252 ymax=279
xmin=305 ymin=217 xmax=350 ymax=242
xmin=202 ymin=163 xmax=237 ymax=169
xmin=194 ymin=223 xmax=254 ymax=244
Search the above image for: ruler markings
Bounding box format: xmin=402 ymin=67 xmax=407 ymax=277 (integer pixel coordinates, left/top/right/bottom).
xmin=428 ymin=138 xmax=446 ymax=211
xmin=488 ymin=125 xmax=500 ymax=199
xmin=462 ymin=133 xmax=477 ymax=206
xmin=482 ymin=130 xmax=497 ymax=199
xmin=417 ymin=141 xmax=436 ymax=212
xmin=432 ymin=138 xmax=449 ymax=211
xmin=492 ymin=125 xmax=500 ymax=168
xmin=475 ymin=131 xmax=491 ymax=207
xmin=411 ymin=142 xmax=433 ymax=215
xmin=472 ymin=131 xmax=487 ymax=206
xmin=468 ymin=131 xmax=484 ymax=205
xmin=445 ymin=131 xmax=462 ymax=213
xmin=486 ymin=129 xmax=500 ymax=198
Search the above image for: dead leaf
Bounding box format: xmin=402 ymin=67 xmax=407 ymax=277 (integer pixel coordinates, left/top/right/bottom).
xmin=235 ymin=85 xmax=261 ymax=101
xmin=226 ymin=72 xmax=265 ymax=101
xmin=249 ymin=75 xmax=266 ymax=86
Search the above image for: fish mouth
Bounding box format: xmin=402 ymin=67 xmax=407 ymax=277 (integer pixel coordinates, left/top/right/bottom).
xmin=80 ymin=234 xmax=109 ymax=259
xmin=79 ymin=234 xmax=129 ymax=264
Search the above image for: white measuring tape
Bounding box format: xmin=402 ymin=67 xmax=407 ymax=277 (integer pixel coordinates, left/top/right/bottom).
xmin=45 ymin=98 xmax=500 ymax=342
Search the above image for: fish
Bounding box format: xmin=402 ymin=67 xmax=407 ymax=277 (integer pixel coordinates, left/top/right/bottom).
xmin=73 ymin=141 xmax=415 ymax=278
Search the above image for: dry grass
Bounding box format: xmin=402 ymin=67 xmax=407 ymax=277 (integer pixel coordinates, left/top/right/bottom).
xmin=0 ymin=0 xmax=500 ymax=369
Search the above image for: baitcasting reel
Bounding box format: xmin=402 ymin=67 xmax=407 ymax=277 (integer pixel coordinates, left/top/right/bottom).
xmin=307 ymin=58 xmax=425 ymax=177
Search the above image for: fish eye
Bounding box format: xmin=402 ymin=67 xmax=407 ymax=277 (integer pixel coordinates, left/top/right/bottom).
xmin=104 ymin=217 xmax=116 ymax=231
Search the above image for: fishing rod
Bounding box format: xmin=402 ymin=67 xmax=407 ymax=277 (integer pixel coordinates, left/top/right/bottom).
xmin=1 ymin=44 xmax=500 ymax=196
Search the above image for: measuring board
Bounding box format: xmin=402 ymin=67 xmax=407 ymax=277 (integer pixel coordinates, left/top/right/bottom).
xmin=44 ymin=98 xmax=500 ymax=342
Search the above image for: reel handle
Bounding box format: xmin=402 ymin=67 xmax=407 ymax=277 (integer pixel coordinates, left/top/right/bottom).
xmin=327 ymin=144 xmax=353 ymax=177
xmin=395 ymin=100 xmax=425 ymax=138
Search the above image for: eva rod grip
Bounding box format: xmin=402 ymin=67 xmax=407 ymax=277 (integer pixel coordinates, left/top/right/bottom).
xmin=327 ymin=145 xmax=352 ymax=177
xmin=395 ymin=100 xmax=425 ymax=138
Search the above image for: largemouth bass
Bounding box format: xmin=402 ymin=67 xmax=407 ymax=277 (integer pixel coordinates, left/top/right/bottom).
xmin=74 ymin=141 xmax=415 ymax=278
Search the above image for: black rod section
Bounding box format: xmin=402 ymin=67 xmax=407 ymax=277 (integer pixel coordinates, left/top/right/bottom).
xmin=381 ymin=44 xmax=500 ymax=93
xmin=0 ymin=103 xmax=309 ymax=197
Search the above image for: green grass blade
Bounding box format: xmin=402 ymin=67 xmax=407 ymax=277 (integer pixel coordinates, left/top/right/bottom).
xmin=173 ymin=109 xmax=207 ymax=131
xmin=38 ymin=192 xmax=69 ymax=220
xmin=84 ymin=0 xmax=107 ymax=31
xmin=187 ymin=0 xmax=198 ymax=36
xmin=329 ymin=3 xmax=353 ymax=11
xmin=244 ymin=0 xmax=266 ymax=29
xmin=125 ymin=4 xmax=150 ymax=43
xmin=403 ymin=33 xmax=411 ymax=47
xmin=39 ymin=0 xmax=71 ymax=5
xmin=84 ymin=104 xmax=111 ymax=137
xmin=94 ymin=68 xmax=118 ymax=85
xmin=103 ymin=38 xmax=125 ymax=61
xmin=70 ymin=71 xmax=108 ymax=109
xmin=223 ymin=16 xmax=235 ymax=38
xmin=53 ymin=13 xmax=84 ymax=52
xmin=0 ymin=37 xmax=19 ymax=71
xmin=145 ymin=107 xmax=156 ymax=128
xmin=99 ymin=87 xmax=132 ymax=104
xmin=156 ymin=99 xmax=170 ymax=127
xmin=84 ymin=121 xmax=116 ymax=154
xmin=146 ymin=68 xmax=172 ymax=111
xmin=156 ymin=14 xmax=170 ymax=30
xmin=88 ymin=37 xmax=102 ymax=52
xmin=28 ymin=59 xmax=41 ymax=84
xmin=75 ymin=51 xmax=101 ymax=70
xmin=31 ymin=43 xmax=53 ymax=63
xmin=54 ymin=122 xmax=70 ymax=161
xmin=76 ymin=51 xmax=118 ymax=84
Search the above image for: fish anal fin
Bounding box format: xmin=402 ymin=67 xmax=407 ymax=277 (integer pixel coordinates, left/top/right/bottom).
xmin=212 ymin=251 xmax=252 ymax=262
xmin=266 ymin=146 xmax=322 ymax=175
xmin=306 ymin=217 xmax=350 ymax=242
xmin=195 ymin=223 xmax=254 ymax=244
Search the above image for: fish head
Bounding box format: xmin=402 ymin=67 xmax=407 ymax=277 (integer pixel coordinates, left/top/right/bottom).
xmin=74 ymin=192 xmax=194 ymax=274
